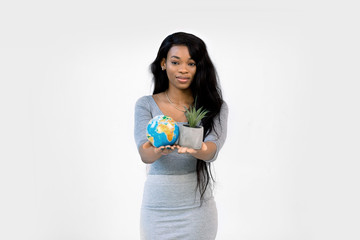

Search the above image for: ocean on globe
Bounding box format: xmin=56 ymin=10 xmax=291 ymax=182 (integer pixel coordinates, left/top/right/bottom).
xmin=146 ymin=115 xmax=179 ymax=148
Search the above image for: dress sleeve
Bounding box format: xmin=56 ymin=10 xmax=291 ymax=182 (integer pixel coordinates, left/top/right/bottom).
xmin=203 ymin=101 xmax=229 ymax=162
xmin=134 ymin=96 xmax=152 ymax=150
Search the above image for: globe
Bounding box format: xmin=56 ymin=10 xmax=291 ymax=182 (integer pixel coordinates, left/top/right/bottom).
xmin=146 ymin=115 xmax=179 ymax=148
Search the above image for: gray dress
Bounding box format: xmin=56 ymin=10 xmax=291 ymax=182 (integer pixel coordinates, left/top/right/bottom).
xmin=134 ymin=95 xmax=228 ymax=240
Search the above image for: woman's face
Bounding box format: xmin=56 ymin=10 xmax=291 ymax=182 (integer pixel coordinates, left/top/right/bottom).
xmin=161 ymin=45 xmax=196 ymax=90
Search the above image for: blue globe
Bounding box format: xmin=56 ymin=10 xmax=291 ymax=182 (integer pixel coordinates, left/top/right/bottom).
xmin=146 ymin=115 xmax=179 ymax=147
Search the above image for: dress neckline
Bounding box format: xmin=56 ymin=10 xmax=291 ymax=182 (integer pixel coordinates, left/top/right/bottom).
xmin=150 ymin=95 xmax=187 ymax=123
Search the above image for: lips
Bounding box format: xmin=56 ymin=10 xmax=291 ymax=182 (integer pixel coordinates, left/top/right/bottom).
xmin=176 ymin=76 xmax=190 ymax=83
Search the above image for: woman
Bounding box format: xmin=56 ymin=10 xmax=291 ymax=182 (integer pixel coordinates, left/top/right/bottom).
xmin=134 ymin=32 xmax=228 ymax=240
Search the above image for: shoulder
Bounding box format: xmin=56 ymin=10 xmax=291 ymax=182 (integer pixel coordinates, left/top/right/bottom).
xmin=152 ymin=92 xmax=165 ymax=104
xmin=214 ymin=100 xmax=228 ymax=123
xmin=221 ymin=100 xmax=228 ymax=110
xmin=220 ymin=100 xmax=229 ymax=115
xmin=135 ymin=95 xmax=152 ymax=107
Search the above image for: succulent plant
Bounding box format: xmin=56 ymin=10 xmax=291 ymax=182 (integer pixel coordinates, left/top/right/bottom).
xmin=184 ymin=98 xmax=209 ymax=128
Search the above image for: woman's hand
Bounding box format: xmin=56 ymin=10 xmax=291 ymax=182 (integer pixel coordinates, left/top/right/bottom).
xmin=175 ymin=142 xmax=208 ymax=155
xmin=143 ymin=141 xmax=177 ymax=156
xmin=175 ymin=142 xmax=217 ymax=161
xmin=155 ymin=145 xmax=177 ymax=155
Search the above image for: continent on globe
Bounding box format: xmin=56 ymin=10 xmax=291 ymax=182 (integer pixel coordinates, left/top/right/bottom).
xmin=146 ymin=115 xmax=179 ymax=148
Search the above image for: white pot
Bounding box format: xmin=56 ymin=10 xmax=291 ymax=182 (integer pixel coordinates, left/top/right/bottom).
xmin=179 ymin=124 xmax=204 ymax=150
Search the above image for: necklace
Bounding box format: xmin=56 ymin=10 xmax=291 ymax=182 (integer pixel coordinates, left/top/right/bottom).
xmin=165 ymin=91 xmax=186 ymax=113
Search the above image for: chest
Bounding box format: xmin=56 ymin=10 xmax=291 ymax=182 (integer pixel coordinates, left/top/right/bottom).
xmin=155 ymin=101 xmax=188 ymax=123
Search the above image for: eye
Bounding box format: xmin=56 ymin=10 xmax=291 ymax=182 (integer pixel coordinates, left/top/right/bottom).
xmin=188 ymin=63 xmax=196 ymax=66
xmin=171 ymin=61 xmax=179 ymax=65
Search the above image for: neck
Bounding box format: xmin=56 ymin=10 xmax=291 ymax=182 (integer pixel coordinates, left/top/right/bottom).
xmin=166 ymin=87 xmax=193 ymax=106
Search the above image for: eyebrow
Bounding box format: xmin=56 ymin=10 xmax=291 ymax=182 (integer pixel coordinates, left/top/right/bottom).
xmin=170 ymin=56 xmax=194 ymax=60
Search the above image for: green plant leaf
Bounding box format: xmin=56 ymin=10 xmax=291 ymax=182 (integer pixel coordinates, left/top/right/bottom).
xmin=183 ymin=97 xmax=208 ymax=128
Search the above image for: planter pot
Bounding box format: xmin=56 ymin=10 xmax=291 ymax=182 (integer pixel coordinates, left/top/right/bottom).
xmin=179 ymin=124 xmax=204 ymax=149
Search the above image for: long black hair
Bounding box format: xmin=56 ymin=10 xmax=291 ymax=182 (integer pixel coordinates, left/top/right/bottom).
xmin=150 ymin=32 xmax=223 ymax=202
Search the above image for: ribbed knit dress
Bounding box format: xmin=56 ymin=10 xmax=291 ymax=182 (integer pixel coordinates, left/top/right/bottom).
xmin=134 ymin=95 xmax=228 ymax=240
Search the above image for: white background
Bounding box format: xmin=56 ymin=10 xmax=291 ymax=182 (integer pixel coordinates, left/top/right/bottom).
xmin=1 ymin=0 xmax=359 ymax=239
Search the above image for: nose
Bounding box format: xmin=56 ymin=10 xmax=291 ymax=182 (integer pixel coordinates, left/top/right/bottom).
xmin=178 ymin=63 xmax=188 ymax=73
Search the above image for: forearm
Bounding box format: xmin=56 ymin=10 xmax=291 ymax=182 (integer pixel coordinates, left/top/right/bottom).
xmin=138 ymin=142 xmax=162 ymax=164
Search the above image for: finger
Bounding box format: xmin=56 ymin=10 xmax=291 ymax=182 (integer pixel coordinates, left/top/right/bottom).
xmin=155 ymin=146 xmax=165 ymax=154
xmin=161 ymin=149 xmax=174 ymax=155
xmin=176 ymin=147 xmax=183 ymax=153
xmin=178 ymin=147 xmax=188 ymax=154
xmin=186 ymin=148 xmax=197 ymax=154
xmin=186 ymin=148 xmax=193 ymax=153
